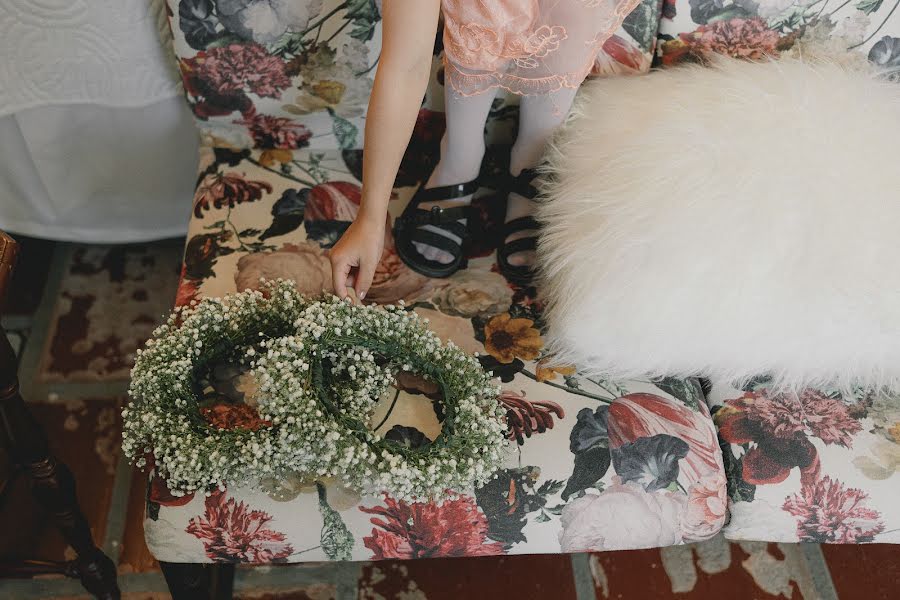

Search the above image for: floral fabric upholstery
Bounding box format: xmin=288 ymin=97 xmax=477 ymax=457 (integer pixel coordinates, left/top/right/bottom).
xmin=657 ymin=0 xmax=900 ymax=71
xmin=144 ymin=143 xmax=728 ymax=562
xmin=708 ymin=380 xmax=900 ymax=544
xmin=166 ymin=0 xmax=664 ymax=153
xmin=656 ymin=1 xmax=900 ymax=545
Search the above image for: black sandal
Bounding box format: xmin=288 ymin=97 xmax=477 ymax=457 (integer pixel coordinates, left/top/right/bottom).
xmin=497 ymin=169 xmax=541 ymax=286
xmin=394 ymin=178 xmax=480 ymax=279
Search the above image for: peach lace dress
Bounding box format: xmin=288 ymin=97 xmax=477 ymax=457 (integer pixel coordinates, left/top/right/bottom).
xmin=441 ymin=0 xmax=642 ymax=96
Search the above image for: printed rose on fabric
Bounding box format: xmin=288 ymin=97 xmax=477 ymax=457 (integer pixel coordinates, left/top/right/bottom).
xmin=716 ymin=389 xmax=861 ymax=486
xmin=217 ymin=0 xmax=324 ymax=45
xmin=360 ymin=495 xmax=504 ymax=559
xmin=681 ymin=472 xmax=728 ymax=542
xmin=499 ymin=389 xmax=564 ymax=445
xmin=608 ymin=393 xmax=723 ymax=486
xmin=431 ymin=269 xmax=514 ymax=318
xmin=483 ymin=313 xmax=543 ymax=364
xmin=783 ymin=476 xmax=884 ymax=543
xmin=233 ymin=112 xmax=312 ymax=149
xmin=559 ymin=477 xmax=685 ymax=552
xmin=235 ymin=243 xmax=332 ymax=296
xmin=194 ymin=173 xmax=273 ymax=217
xmin=186 ymin=492 xmax=294 ymax=562
xmin=680 ymin=18 xmax=782 ymax=61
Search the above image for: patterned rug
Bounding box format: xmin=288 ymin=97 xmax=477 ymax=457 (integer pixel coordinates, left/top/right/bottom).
xmin=0 ymin=237 xmax=895 ymax=599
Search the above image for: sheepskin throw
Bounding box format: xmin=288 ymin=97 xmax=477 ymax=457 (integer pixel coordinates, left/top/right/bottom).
xmin=538 ymin=56 xmax=900 ymax=392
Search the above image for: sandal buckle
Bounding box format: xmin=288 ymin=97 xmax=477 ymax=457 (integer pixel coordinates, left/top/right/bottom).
xmin=429 ymin=206 xmax=444 ymax=225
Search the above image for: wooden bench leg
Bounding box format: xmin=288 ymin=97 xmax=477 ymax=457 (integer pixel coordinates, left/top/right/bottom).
xmin=0 ymin=370 xmax=121 ymax=599
xmin=160 ymin=562 xmax=236 ymax=600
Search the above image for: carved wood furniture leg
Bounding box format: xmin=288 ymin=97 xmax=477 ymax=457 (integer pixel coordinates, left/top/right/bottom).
xmin=0 ymin=231 xmax=121 ymax=599
xmin=160 ymin=562 xmax=236 ymax=600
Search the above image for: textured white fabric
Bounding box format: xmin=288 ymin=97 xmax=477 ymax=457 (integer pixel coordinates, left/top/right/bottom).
xmin=0 ymin=0 xmax=180 ymax=116
xmin=0 ymin=99 xmax=197 ymax=243
xmin=539 ymin=56 xmax=900 ymax=392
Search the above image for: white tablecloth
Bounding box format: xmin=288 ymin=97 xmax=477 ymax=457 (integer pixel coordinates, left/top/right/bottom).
xmin=0 ymin=0 xmax=198 ymax=242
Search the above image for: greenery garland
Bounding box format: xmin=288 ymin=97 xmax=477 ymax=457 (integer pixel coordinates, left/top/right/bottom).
xmin=122 ymin=280 xmax=508 ymax=501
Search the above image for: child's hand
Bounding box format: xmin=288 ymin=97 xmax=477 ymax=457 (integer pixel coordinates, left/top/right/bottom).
xmin=330 ymin=217 xmax=385 ymax=302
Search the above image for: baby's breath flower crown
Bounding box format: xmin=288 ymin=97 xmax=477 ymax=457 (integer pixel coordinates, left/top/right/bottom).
xmin=122 ymin=279 xmax=508 ymax=501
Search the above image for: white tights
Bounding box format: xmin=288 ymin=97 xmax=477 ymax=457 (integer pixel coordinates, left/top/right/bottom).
xmin=413 ymin=85 xmax=581 ymax=265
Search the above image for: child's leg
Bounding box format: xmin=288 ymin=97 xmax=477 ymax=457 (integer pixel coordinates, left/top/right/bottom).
xmin=412 ymin=86 xmax=499 ymax=264
xmin=504 ymin=87 xmax=579 ymax=267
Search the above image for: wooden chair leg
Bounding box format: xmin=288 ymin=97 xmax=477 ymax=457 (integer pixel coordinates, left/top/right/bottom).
xmin=160 ymin=562 xmax=236 ymax=600
xmin=0 ymin=231 xmax=120 ymax=599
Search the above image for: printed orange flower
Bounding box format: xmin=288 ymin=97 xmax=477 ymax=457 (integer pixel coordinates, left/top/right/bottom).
xmin=483 ymin=313 xmax=543 ymax=364
xmin=525 ymin=25 xmax=568 ymax=57
xmin=258 ymin=148 xmax=293 ymax=167
xmin=535 ymin=359 xmax=576 ymax=382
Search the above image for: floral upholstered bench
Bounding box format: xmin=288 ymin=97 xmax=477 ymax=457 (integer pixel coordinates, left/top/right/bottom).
xmin=145 ymin=0 xmax=730 ymax=575
xmin=145 ymin=1 xmax=900 ymax=593
xmin=655 ymin=0 xmax=900 ymax=545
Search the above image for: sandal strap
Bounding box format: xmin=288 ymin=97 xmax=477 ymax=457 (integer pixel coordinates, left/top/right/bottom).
xmin=498 ymin=236 xmax=536 ymax=260
xmin=413 ymin=179 xmax=480 ymax=203
xmin=398 ymin=204 xmax=472 ymax=227
xmin=509 ymin=169 xmax=540 ymax=200
xmin=502 ymin=216 xmax=539 ymax=236
xmin=408 ymin=228 xmax=463 ymax=255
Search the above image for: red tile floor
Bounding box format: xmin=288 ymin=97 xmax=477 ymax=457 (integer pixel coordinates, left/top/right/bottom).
xmin=0 ymin=235 xmax=896 ymax=599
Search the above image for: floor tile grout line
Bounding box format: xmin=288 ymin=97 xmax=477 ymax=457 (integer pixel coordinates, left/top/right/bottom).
xmin=16 ymin=241 xmax=72 ymax=403
xmin=102 ymin=450 xmax=135 ymax=564
xmin=800 ymin=543 xmax=840 ymax=600
xmin=570 ymin=553 xmax=597 ymax=600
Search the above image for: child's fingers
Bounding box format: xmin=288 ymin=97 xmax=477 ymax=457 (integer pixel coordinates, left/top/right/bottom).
xmin=355 ymin=259 xmax=377 ymax=301
xmin=331 ymin=255 xmax=353 ymax=299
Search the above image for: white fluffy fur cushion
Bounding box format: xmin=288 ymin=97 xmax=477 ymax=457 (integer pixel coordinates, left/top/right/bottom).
xmin=538 ymin=56 xmax=900 ymax=392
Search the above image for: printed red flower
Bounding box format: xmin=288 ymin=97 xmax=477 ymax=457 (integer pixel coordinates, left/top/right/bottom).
xmin=201 ymin=402 xmax=272 ymax=431
xmin=186 ymin=43 xmax=291 ymax=99
xmin=304 ymin=181 xmax=362 ymax=221
xmin=716 ymin=389 xmax=861 ymax=487
xmin=783 ymin=476 xmax=884 ymax=543
xmin=680 ymin=18 xmax=781 ymax=60
xmin=149 ymin=473 xmax=196 ymax=507
xmin=194 ymin=173 xmax=273 ymax=217
xmin=186 ymin=492 xmax=294 ymax=562
xmin=175 ymin=265 xmax=201 ymax=308
xmin=360 ymin=495 xmax=504 ymax=559
xmin=499 ymin=389 xmax=565 ymax=445
xmin=233 ymin=112 xmax=312 ymax=149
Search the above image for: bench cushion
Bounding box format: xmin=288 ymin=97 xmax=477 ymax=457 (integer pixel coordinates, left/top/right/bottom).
xmin=707 ymin=380 xmax=900 ymax=544
xmin=144 ymin=144 xmax=727 ymax=562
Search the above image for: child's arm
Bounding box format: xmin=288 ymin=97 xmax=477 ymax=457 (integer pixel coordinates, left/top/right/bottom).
xmin=330 ymin=0 xmax=442 ymax=301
